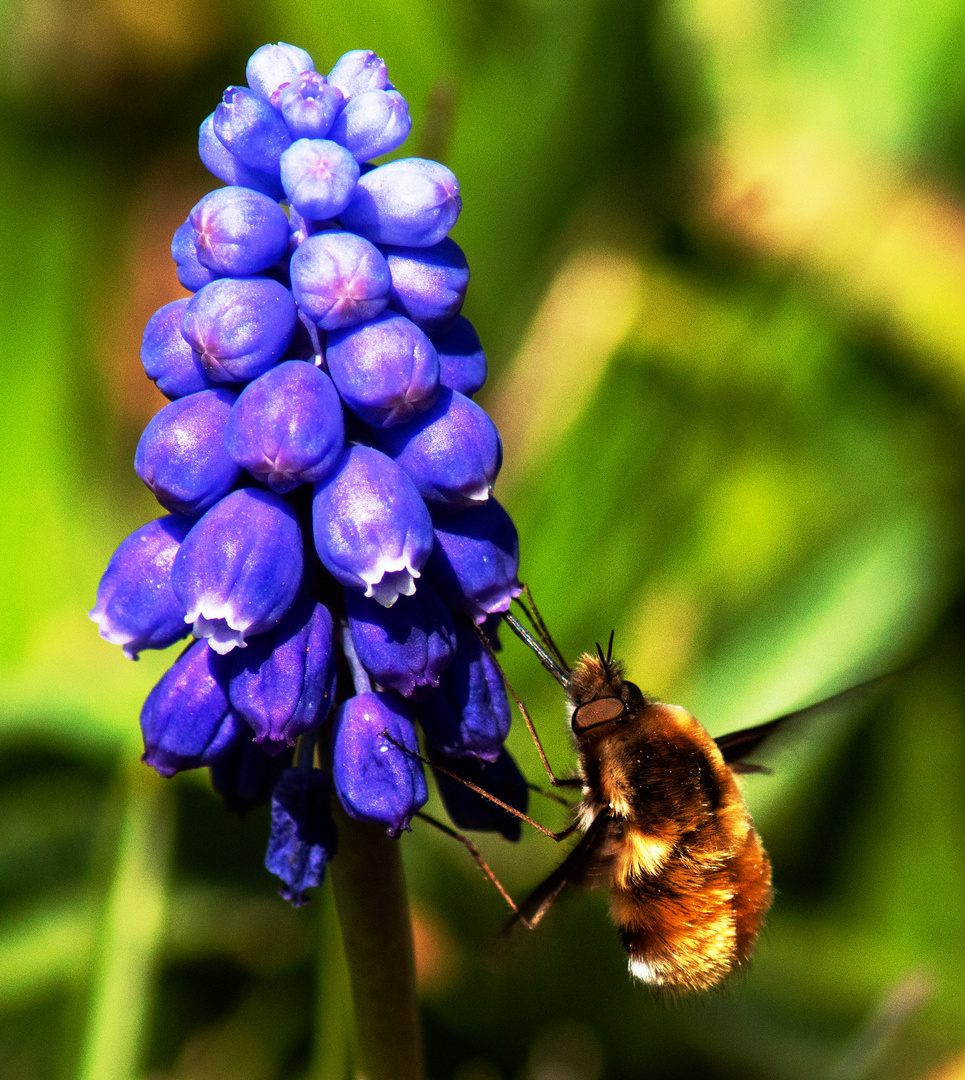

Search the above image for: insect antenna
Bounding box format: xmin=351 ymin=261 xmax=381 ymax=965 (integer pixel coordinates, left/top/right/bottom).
xmin=514 ymin=583 xmax=570 ymax=670
xmin=605 ymin=629 xmax=614 ymax=665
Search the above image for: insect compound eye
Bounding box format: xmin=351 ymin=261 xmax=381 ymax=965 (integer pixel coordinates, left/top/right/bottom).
xmin=572 ymin=695 xmax=625 ymax=732
xmin=621 ymin=680 xmax=644 ymax=706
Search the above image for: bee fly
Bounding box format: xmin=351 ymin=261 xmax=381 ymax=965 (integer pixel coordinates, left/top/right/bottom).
xmin=404 ymin=588 xmax=890 ymax=993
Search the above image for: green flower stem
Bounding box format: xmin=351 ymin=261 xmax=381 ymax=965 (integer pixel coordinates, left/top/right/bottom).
xmin=79 ymin=753 xmax=173 ymax=1080
xmin=313 ymin=878 xmax=352 ymax=1080
xmin=330 ymin=800 xmax=424 ymax=1080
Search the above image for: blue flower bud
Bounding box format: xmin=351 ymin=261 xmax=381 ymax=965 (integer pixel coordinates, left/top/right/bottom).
xmin=141 ymin=639 xmax=244 ymax=777
xmin=327 ymin=50 xmax=391 ymax=99
xmin=312 ymin=445 xmax=433 ymax=607
xmin=271 ymin=72 xmax=343 ymax=139
xmin=425 ymin=498 xmax=521 ymax=622
xmin=376 ymin=387 xmax=501 ymax=512
xmin=225 ymin=360 xmax=344 ymax=493
xmin=90 ymin=515 xmax=193 ymax=659
xmin=339 ymin=159 xmax=461 ymax=248
xmin=189 ymin=186 xmax=290 ymax=277
xmin=213 ymin=86 xmax=292 ymax=175
xmin=229 ymin=596 xmax=337 ymax=749
xmin=172 ymin=488 xmax=304 ymax=653
xmin=199 ymin=114 xmax=284 ymax=201
xmin=172 ymin=221 xmax=219 ymax=292
xmin=329 ymin=90 xmax=411 ymax=163
xmin=246 ymin=42 xmax=315 ymax=101
xmin=431 ymin=316 xmax=487 ymax=397
xmin=326 ymin=312 xmax=439 ymax=428
xmin=331 ymin=692 xmax=427 ymax=836
xmin=280 ymin=139 xmax=360 ymax=221
xmin=210 ymin=726 xmax=294 ymax=814
xmin=345 ymin=583 xmax=455 ymax=697
xmin=417 ymin=618 xmax=510 ymax=761
xmin=182 ymin=276 xmax=297 ymax=383
xmin=134 ymin=389 xmax=240 ymax=516
xmin=289 ymin=231 xmax=390 ymax=331
xmin=140 ymin=299 xmax=218 ymax=399
xmin=265 ymin=767 xmax=338 ymax=905
xmin=383 ymin=238 xmax=469 ymax=333
xmin=431 ymin=747 xmax=528 ymax=840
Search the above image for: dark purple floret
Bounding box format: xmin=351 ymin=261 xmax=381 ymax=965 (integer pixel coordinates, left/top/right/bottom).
xmin=199 ymin=114 xmax=285 ymax=200
xmin=375 ymin=387 xmax=502 ymax=512
xmin=140 ymin=299 xmax=218 ymax=399
xmin=265 ymin=767 xmax=338 ymax=905
xmin=417 ymin=618 xmax=510 ymax=762
xmin=90 ymin=515 xmax=193 ymax=659
xmin=271 ymin=72 xmax=344 ymax=139
xmin=172 ymin=488 xmax=304 ymax=653
xmin=246 ymin=42 xmax=315 ymax=101
xmin=339 ymin=159 xmax=461 ymax=248
xmin=141 ymin=640 xmax=245 ymax=777
xmin=432 ymin=317 xmax=488 ymax=397
xmin=383 ymin=238 xmax=469 ymax=334
xmin=329 ymin=89 xmax=411 ymax=162
xmin=280 ymin=139 xmax=360 ymax=221
xmin=311 ymin=444 xmax=434 ymax=607
xmin=331 ymin=691 xmax=427 ymax=836
xmin=345 ymin=583 xmax=456 ymax=697
xmin=327 ymin=50 xmax=392 ymax=99
xmin=290 ymin=230 xmax=390 ymax=331
xmin=210 ymin=727 xmax=294 ymax=814
xmin=189 ymin=186 xmax=290 ymax=277
xmin=182 ymin=276 xmax=298 ymax=383
xmin=213 ymin=86 xmax=292 ymax=175
xmin=229 ymin=596 xmax=337 ymax=749
xmin=225 ymin=360 xmax=345 ymax=492
xmin=425 ymin=498 xmax=522 ymax=622
xmin=431 ymin=747 xmax=529 ymax=841
xmin=326 ymin=311 xmax=439 ymax=427
xmin=134 ymin=389 xmax=240 ymax=516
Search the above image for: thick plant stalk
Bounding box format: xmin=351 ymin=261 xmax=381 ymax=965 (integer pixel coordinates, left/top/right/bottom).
xmin=330 ymin=800 xmax=423 ymax=1080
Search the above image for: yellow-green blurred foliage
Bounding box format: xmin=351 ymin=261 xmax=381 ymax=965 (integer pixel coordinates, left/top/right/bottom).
xmin=2 ymin=1 xmax=965 ymax=1078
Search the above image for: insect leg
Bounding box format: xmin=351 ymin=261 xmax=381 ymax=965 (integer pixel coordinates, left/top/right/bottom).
xmin=472 ymin=620 xmax=572 ymax=789
xmin=515 ymin=582 xmax=569 ymax=670
xmin=381 ymin=731 xmax=580 ymax=842
xmin=527 ymin=781 xmax=581 ymax=806
xmin=415 ymin=811 xmax=532 ymax=926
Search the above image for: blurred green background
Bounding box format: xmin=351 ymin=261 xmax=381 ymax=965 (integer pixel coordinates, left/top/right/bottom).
xmin=3 ymin=0 xmax=965 ymax=1077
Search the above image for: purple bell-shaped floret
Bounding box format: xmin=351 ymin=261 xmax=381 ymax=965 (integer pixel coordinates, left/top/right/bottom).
xmin=213 ymin=86 xmax=292 ymax=175
xmin=90 ymin=515 xmax=194 ymax=659
xmin=431 ymin=747 xmax=529 ymax=841
xmin=265 ymin=766 xmax=338 ymax=905
xmin=312 ymin=445 xmax=433 ymax=607
xmin=140 ymin=299 xmax=218 ymax=399
xmin=326 ymin=311 xmax=439 ymax=428
xmin=383 ymin=238 xmax=469 ymax=334
xmin=246 ymin=41 xmax=316 ymax=101
xmin=172 ymin=488 xmax=304 ymax=653
xmin=329 ymin=89 xmax=411 ymax=162
xmin=181 ymin=276 xmax=297 ymax=383
xmin=345 ymin=583 xmax=455 ymax=698
xmin=225 ymin=361 xmax=345 ymax=493
xmin=376 ymin=387 xmax=501 ymax=512
xmin=171 ymin=221 xmax=219 ymax=292
xmin=327 ymin=50 xmax=392 ymax=99
xmin=432 ymin=317 xmax=487 ymax=397
xmin=289 ymin=231 xmax=391 ymax=332
xmin=210 ymin=726 xmax=293 ymax=814
xmin=339 ymin=159 xmax=461 ymax=248
xmin=425 ymin=498 xmax=521 ymax=622
xmin=134 ymin=389 xmax=240 ymax=516
xmin=271 ymin=72 xmax=344 ymax=139
xmin=331 ymin=691 xmax=427 ymax=836
xmin=417 ymin=618 xmax=510 ymax=761
xmin=141 ymin=639 xmax=245 ymax=777
xmin=229 ymin=597 xmax=337 ymax=750
xmin=188 ymin=186 xmax=290 ymax=277
xmin=198 ymin=114 xmax=285 ymax=201
xmin=280 ymin=139 xmax=360 ymax=221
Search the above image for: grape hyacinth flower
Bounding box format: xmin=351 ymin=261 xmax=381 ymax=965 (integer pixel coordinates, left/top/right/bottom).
xmin=91 ymin=42 xmax=527 ymax=927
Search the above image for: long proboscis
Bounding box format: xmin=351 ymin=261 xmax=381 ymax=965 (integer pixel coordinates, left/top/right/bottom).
xmin=502 ymin=611 xmax=570 ymax=687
